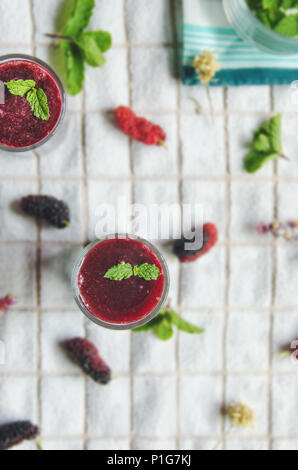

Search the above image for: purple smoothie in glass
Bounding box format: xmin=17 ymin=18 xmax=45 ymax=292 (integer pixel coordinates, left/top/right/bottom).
xmin=0 ymin=55 xmax=64 ymax=150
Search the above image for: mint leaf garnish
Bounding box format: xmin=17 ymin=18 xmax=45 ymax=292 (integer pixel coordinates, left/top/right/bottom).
xmin=27 ymin=88 xmax=50 ymax=121
xmin=104 ymin=263 xmax=133 ymax=281
xmin=244 ymin=114 xmax=285 ymax=173
xmin=4 ymin=79 xmax=36 ymax=96
xmin=134 ymin=263 xmax=161 ymax=281
xmin=133 ymin=308 xmax=204 ymax=341
xmin=4 ymin=80 xmax=50 ymax=121
xmin=62 ymin=0 xmax=95 ymax=36
xmin=46 ymin=1 xmax=112 ymax=95
xmin=104 ymin=262 xmax=161 ymax=281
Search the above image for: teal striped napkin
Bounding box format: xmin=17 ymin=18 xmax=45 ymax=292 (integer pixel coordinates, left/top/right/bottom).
xmin=182 ymin=0 xmax=298 ymax=86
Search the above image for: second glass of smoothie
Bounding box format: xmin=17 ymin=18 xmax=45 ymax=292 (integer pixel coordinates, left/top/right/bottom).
xmin=72 ymin=235 xmax=170 ymax=330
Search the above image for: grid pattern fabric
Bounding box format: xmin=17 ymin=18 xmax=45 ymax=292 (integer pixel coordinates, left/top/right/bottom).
xmin=0 ymin=0 xmax=298 ymax=451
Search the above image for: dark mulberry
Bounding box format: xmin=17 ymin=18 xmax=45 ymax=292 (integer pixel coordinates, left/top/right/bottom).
xmin=0 ymin=421 xmax=39 ymax=450
xmin=173 ymin=223 xmax=218 ymax=263
xmin=114 ymin=106 xmax=166 ymax=146
xmin=64 ymin=338 xmax=111 ymax=385
xmin=21 ymin=195 xmax=70 ymax=229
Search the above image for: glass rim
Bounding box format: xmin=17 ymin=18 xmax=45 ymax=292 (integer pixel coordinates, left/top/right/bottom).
xmin=71 ymin=234 xmax=170 ymax=331
xmin=0 ymin=53 xmax=66 ymax=152
xmin=223 ymin=0 xmax=298 ymax=54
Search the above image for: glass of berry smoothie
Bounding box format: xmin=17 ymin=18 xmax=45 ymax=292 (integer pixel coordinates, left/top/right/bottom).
xmin=72 ymin=235 xmax=170 ymax=330
xmin=0 ymin=54 xmax=65 ymax=152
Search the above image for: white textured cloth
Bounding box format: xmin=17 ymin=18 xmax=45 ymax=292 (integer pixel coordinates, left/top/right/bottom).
xmin=0 ymin=0 xmax=297 ymax=451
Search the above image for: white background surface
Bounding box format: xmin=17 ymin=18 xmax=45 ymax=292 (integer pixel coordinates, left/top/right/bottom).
xmin=0 ymin=0 xmax=298 ymax=451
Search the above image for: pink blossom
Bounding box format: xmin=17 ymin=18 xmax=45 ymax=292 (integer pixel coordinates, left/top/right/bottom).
xmin=0 ymin=295 xmax=16 ymax=313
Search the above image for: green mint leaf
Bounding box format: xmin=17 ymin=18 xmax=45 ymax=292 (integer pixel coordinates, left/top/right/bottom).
xmin=133 ymin=309 xmax=205 ymax=340
xmin=253 ymin=133 xmax=271 ymax=152
xmin=62 ymin=0 xmax=95 ymax=36
xmin=262 ymin=0 xmax=279 ymax=10
xmin=26 ymin=88 xmax=50 ymax=121
xmin=268 ymin=113 xmax=283 ymax=153
xmin=268 ymin=8 xmax=285 ymax=26
xmin=280 ymin=0 xmax=294 ymax=8
xmin=256 ymin=10 xmax=273 ymax=27
xmin=61 ymin=41 xmax=85 ymax=96
xmin=83 ymin=30 xmax=112 ymax=53
xmin=104 ymin=263 xmax=133 ymax=281
xmin=5 ymin=79 xmax=36 ymax=96
xmin=153 ymin=317 xmax=174 ymax=341
xmin=244 ymin=150 xmax=278 ymax=173
xmin=168 ymin=310 xmax=205 ymax=335
xmin=134 ymin=263 xmax=161 ymax=281
xmin=133 ymin=314 xmax=164 ymax=332
xmin=247 ymin=0 xmax=298 ymax=33
xmin=274 ymin=13 xmax=298 ymax=35
xmin=75 ymin=32 xmax=106 ymax=67
xmin=244 ymin=114 xmax=283 ymax=173
xmin=246 ymin=0 xmax=262 ymax=9
xmin=58 ymin=1 xmax=112 ymax=95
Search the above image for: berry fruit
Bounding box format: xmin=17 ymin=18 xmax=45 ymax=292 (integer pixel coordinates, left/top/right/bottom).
xmin=21 ymin=195 xmax=70 ymax=229
xmin=114 ymin=106 xmax=166 ymax=146
xmin=0 ymin=421 xmax=39 ymax=450
xmin=64 ymin=338 xmax=111 ymax=385
xmin=173 ymin=223 xmax=218 ymax=263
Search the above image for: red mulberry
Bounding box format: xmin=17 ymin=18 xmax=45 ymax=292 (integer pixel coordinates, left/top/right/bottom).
xmin=114 ymin=106 xmax=166 ymax=146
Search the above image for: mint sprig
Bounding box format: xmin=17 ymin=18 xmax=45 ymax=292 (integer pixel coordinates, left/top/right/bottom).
xmin=46 ymin=0 xmax=112 ymax=95
xmin=133 ymin=308 xmax=205 ymax=341
xmin=104 ymin=263 xmax=161 ymax=281
xmin=62 ymin=0 xmax=95 ymax=37
xmin=4 ymin=80 xmax=50 ymax=121
xmin=244 ymin=114 xmax=287 ymax=173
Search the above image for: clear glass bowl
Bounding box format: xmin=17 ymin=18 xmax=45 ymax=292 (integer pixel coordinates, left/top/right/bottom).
xmin=0 ymin=54 xmax=66 ymax=152
xmin=72 ymin=234 xmax=170 ymax=331
xmin=223 ymin=0 xmax=298 ymax=55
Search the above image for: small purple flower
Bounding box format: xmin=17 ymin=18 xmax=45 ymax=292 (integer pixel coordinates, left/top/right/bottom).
xmin=0 ymin=295 xmax=16 ymax=313
xmin=289 ymin=220 xmax=298 ymax=229
xmin=256 ymin=223 xmax=269 ymax=235
xmin=257 ymin=220 xmax=298 ymax=242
